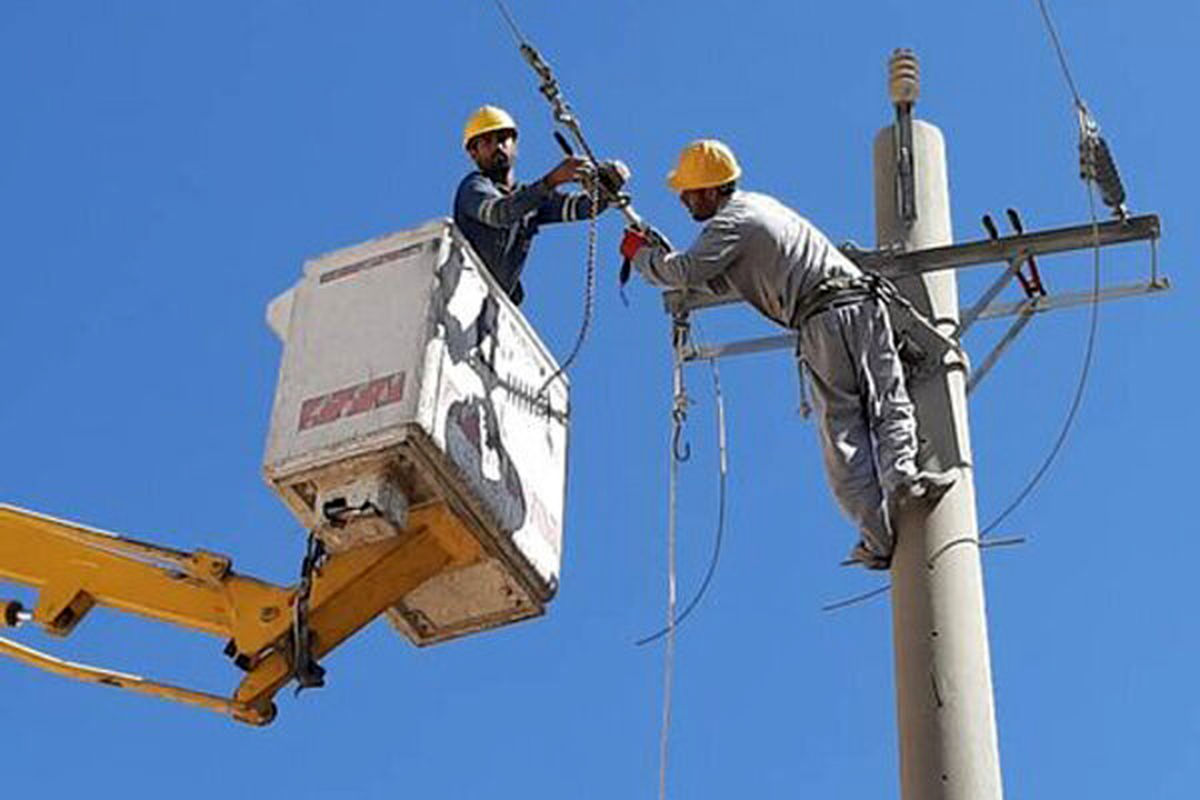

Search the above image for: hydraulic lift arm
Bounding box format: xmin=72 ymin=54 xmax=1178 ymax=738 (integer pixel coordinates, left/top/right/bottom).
xmin=0 ymin=501 xmax=482 ymax=725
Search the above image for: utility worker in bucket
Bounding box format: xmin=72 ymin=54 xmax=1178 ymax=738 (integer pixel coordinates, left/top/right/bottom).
xmin=620 ymin=139 xmax=956 ymax=570
xmin=454 ymin=105 xmax=629 ymax=306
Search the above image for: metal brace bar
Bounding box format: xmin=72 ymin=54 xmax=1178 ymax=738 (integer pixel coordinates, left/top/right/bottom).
xmin=685 ymin=333 xmax=797 ymax=362
xmin=966 ymin=305 xmax=1036 ymax=395
xmin=895 ymin=103 xmax=917 ymax=224
xmin=663 ymin=214 xmax=1160 ymax=316
xmin=974 ymin=279 xmax=1169 ymax=321
xmin=682 ymin=279 xmax=1169 ymax=364
xmin=959 ymin=258 xmax=1025 ymax=336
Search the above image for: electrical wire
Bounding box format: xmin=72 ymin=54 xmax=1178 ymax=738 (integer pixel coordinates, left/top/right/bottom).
xmin=822 ymin=584 xmax=891 ymax=613
xmin=491 ymin=0 xmax=526 ymax=46
xmin=980 ymin=0 xmax=1107 ymax=536
xmin=1035 ymin=0 xmax=1085 ymax=110
xmin=822 ymin=1 xmax=1109 ymax=610
xmin=980 ymin=184 xmax=1102 ymax=537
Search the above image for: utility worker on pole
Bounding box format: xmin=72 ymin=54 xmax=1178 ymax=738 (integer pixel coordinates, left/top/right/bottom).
xmin=620 ymin=139 xmax=955 ymax=569
xmin=454 ymin=105 xmax=628 ymax=306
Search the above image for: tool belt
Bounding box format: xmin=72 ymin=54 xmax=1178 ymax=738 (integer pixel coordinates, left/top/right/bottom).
xmin=789 ymin=275 xmax=877 ymax=329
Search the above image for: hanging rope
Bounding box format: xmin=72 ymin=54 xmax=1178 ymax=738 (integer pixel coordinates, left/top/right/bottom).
xmin=656 ymin=314 xmax=690 ymax=800
xmin=637 ymin=350 xmax=728 ymax=647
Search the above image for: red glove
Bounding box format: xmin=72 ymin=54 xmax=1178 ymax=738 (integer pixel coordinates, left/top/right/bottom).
xmin=620 ymin=227 xmax=649 ymax=261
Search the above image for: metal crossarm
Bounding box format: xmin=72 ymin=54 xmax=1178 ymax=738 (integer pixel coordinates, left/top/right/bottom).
xmin=662 ymin=214 xmax=1160 ymax=316
xmin=682 ymin=273 xmax=1170 ymax=365
xmin=663 ymin=213 xmax=1166 ymax=376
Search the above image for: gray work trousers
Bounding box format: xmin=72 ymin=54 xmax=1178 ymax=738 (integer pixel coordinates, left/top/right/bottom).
xmin=798 ymin=298 xmax=919 ymax=554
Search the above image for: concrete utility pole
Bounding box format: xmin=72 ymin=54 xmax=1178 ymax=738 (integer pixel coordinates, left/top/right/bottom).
xmin=874 ymin=50 xmax=1004 ymax=800
xmin=662 ymin=46 xmax=1165 ymax=799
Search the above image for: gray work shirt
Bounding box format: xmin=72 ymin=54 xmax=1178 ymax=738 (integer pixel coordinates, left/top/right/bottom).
xmin=632 ymin=190 xmax=862 ymax=328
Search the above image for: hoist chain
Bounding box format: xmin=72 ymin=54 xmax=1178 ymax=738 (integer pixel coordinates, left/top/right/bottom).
xmin=289 ymin=530 xmax=328 ymax=694
xmin=537 ymin=174 xmax=599 ymax=398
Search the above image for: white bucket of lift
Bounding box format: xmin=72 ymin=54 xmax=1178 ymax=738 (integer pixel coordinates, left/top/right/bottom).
xmin=263 ymin=219 xmax=568 ymax=645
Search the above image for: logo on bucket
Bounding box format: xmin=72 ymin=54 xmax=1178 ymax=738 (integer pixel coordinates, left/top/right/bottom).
xmin=298 ymin=372 xmax=406 ymax=431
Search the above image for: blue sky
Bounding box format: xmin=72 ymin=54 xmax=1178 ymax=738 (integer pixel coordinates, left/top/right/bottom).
xmin=1 ymin=2 xmax=1194 ymax=797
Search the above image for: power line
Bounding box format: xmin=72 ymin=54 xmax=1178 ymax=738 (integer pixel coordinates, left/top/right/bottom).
xmin=491 ymin=0 xmax=526 ymax=46
xmin=980 ymin=0 xmax=1108 ymax=536
xmin=980 ymin=185 xmax=1103 ymax=537
xmin=1035 ymin=0 xmax=1085 ymax=110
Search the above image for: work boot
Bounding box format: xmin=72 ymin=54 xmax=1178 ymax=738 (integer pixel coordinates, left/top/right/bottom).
xmin=896 ymin=468 xmax=958 ymax=508
xmin=841 ymin=541 xmax=892 ymax=571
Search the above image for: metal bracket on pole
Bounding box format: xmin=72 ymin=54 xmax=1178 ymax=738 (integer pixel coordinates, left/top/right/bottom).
xmin=682 ymin=276 xmax=1169 ymax=366
xmin=894 ymin=103 xmax=917 ymax=225
xmin=889 ymin=49 xmax=920 ymax=226
xmin=663 ymin=215 xmax=1160 ymax=318
xmin=960 ymin=210 xmax=1048 ymax=337
xmin=974 ymin=280 xmax=1167 ymax=321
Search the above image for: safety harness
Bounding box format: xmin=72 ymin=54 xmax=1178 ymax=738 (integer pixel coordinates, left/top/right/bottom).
xmin=794 ymin=272 xmax=964 ymax=352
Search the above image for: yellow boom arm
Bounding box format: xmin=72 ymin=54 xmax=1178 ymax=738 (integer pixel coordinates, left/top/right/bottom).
xmin=0 ymin=502 xmax=482 ymax=725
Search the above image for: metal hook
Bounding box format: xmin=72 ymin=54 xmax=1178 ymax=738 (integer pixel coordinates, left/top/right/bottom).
xmin=672 ymin=420 xmax=691 ymax=462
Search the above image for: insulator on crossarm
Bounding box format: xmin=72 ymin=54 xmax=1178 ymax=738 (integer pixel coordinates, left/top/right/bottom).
xmin=1089 ymin=135 xmax=1127 ymax=214
xmin=1078 ymin=108 xmax=1128 ymax=217
xmin=888 ymin=48 xmax=920 ymax=108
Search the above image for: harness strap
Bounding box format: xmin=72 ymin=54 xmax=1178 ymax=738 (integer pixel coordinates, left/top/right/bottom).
xmin=791 ymin=272 xmax=964 ymax=357
xmin=789 ymin=276 xmax=876 ymax=328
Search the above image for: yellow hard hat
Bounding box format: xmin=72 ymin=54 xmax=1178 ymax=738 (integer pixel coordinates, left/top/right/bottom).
xmin=666 ymin=139 xmax=742 ymax=192
xmin=462 ymin=105 xmax=518 ymax=149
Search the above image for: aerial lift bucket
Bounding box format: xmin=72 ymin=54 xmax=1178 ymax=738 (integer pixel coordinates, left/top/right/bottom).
xmin=263 ymin=219 xmax=569 ymax=645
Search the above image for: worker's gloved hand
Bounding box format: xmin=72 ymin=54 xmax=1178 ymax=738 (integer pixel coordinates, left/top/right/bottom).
xmin=620 ymin=227 xmax=650 ymax=261
xmin=597 ymin=159 xmax=630 ymax=195
xmin=542 ymin=156 xmax=592 ymax=189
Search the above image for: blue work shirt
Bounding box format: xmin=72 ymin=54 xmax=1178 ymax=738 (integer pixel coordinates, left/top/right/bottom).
xmin=453 ymin=171 xmax=602 ymax=305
